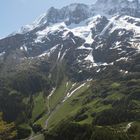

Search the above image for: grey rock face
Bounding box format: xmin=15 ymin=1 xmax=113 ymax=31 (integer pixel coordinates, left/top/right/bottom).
xmin=0 ymin=0 xmax=140 ymax=80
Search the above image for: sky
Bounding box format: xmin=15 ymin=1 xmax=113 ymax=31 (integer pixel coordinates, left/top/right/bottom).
xmin=0 ymin=0 xmax=96 ymax=38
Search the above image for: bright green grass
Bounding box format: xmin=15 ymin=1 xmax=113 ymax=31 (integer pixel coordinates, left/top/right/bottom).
xmin=34 ymin=80 xmax=113 ymax=129
xmin=48 ymin=97 xmax=81 ymax=129
xmin=35 ymin=79 xmax=90 ymax=128
xmin=34 ymin=79 xmax=72 ymax=127
xmin=48 ymin=81 xmax=91 ymax=129
xmin=18 ymin=123 xmax=32 ymax=130
xmin=85 ymin=97 xmax=112 ymax=113
xmin=32 ymin=93 xmax=46 ymax=122
xmin=90 ymin=104 xmax=112 ymax=113
xmin=49 ymin=79 xmax=73 ymax=111
xmin=30 ymin=134 xmax=44 ymax=140
xmin=83 ymin=98 xmax=112 ymax=122
xmin=48 ymin=79 xmax=114 ymax=129
xmin=34 ymin=114 xmax=49 ymax=127
xmin=105 ymin=92 xmax=124 ymax=101
xmin=110 ymin=82 xmax=121 ymax=89
xmin=78 ymin=115 xmax=93 ymax=125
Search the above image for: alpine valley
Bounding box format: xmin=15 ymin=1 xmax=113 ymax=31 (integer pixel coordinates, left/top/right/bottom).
xmin=0 ymin=0 xmax=140 ymax=140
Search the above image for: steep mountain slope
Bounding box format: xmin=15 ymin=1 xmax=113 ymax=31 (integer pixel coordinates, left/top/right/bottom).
xmin=0 ymin=0 xmax=140 ymax=140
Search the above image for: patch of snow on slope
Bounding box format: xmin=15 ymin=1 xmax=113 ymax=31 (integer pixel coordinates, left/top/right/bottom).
xmin=110 ymin=41 xmax=121 ymax=49
xmin=57 ymin=51 xmax=61 ymax=60
xmin=69 ymin=16 xmax=101 ymax=43
xmin=57 ymin=45 xmax=63 ymax=60
xmin=96 ymin=68 xmax=101 ymax=73
xmin=71 ymin=38 xmax=76 ymax=44
xmin=84 ymin=49 xmax=98 ymax=67
xmin=63 ymin=83 xmax=86 ymax=102
xmin=85 ymin=50 xmax=94 ymax=63
xmin=0 ymin=52 xmax=5 ymax=56
xmin=36 ymin=22 xmax=66 ymax=43
xmin=110 ymin=16 xmax=140 ymax=35
xmin=47 ymin=88 xmax=56 ymax=99
xmin=125 ymin=122 xmax=133 ymax=132
xmin=66 ymin=82 xmax=69 ymax=87
xmin=116 ymin=57 xmax=128 ymax=62
xmin=20 ymin=45 xmax=28 ymax=51
xmin=38 ymin=51 xmax=50 ymax=58
xmin=100 ymin=15 xmax=118 ymax=36
xmin=38 ymin=44 xmax=59 ymax=58
xmin=35 ymin=15 xmax=101 ymax=44
xmin=67 ymin=83 xmax=86 ymax=97
xmin=77 ymin=45 xmax=92 ymax=50
xmin=107 ymin=15 xmax=140 ymax=51
xmin=85 ymin=32 xmax=93 ymax=44
xmin=87 ymin=79 xmax=92 ymax=82
xmin=60 ymin=49 xmax=69 ymax=61
xmin=96 ymin=62 xmax=108 ymax=66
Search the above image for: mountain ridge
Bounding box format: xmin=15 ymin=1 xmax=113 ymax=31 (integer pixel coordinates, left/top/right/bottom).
xmin=5 ymin=0 xmax=139 ymax=36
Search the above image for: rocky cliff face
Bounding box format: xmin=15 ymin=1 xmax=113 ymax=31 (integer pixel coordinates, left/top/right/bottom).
xmin=0 ymin=0 xmax=140 ymax=81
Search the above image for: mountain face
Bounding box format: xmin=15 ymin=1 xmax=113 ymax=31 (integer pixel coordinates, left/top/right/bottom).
xmin=0 ymin=0 xmax=140 ymax=140
xmin=0 ymin=0 xmax=140 ymax=80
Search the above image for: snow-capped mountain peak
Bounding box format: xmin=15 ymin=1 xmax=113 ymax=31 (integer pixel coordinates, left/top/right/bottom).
xmin=16 ymin=3 xmax=91 ymax=34
xmin=11 ymin=0 xmax=140 ymax=36
xmin=0 ymin=0 xmax=140 ymax=82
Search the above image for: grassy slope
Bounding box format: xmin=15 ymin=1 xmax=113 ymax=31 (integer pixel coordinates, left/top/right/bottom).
xmin=47 ymin=81 xmax=92 ymax=129
xmin=33 ymin=78 xmax=140 ymax=140
xmin=34 ymin=80 xmax=119 ymax=129
xmin=30 ymin=134 xmax=45 ymax=140
xmin=35 ymin=114 xmax=49 ymax=127
xmin=20 ymin=78 xmax=140 ymax=140
xmin=49 ymin=79 xmax=73 ymax=111
xmin=47 ymin=80 xmax=140 ymax=130
xmin=31 ymin=93 xmax=46 ymax=122
xmin=34 ymin=79 xmax=73 ymax=127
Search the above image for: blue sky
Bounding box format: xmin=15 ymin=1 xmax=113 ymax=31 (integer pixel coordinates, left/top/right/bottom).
xmin=0 ymin=0 xmax=96 ymax=38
